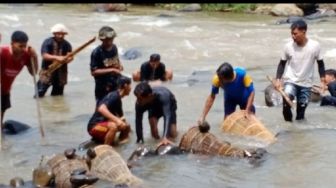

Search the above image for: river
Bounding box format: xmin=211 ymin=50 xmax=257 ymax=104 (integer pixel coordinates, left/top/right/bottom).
xmin=1 ymin=4 xmax=336 ymax=188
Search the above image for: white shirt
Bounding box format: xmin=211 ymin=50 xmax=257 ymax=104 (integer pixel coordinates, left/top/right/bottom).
xmin=281 ymin=39 xmax=322 ymax=87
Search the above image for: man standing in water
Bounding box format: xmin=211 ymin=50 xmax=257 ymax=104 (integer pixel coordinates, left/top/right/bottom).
xmin=275 ymin=19 xmax=326 ymax=122
xmin=132 ymin=53 xmax=173 ymax=82
xmin=199 ymin=62 xmax=255 ymax=125
xmin=90 ymin=26 xmax=123 ymax=105
xmin=37 ymin=23 xmax=73 ymax=97
xmin=134 ymin=82 xmax=177 ymax=146
xmin=87 ymin=76 xmax=132 ymax=145
xmin=1 ymin=31 xmax=38 ymax=128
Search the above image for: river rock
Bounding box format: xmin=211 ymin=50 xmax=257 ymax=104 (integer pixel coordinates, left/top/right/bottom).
xmin=94 ymin=4 xmax=127 ymax=12
xmin=253 ymin=4 xmax=274 ymax=15
xmin=271 ymin=4 xmax=304 ymax=17
xmin=121 ymin=48 xmax=142 ymax=60
xmin=296 ymin=3 xmax=318 ymax=15
xmin=264 ymin=84 xmax=283 ymax=106
xmin=178 ymin=4 xmax=202 ymax=12
xmin=318 ymin=3 xmax=336 ymax=11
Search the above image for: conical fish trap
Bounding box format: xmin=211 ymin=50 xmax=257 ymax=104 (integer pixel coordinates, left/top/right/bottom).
xmin=46 ymin=154 xmax=89 ymax=188
xmin=90 ymin=145 xmax=142 ymax=186
xmin=221 ymin=110 xmax=276 ymax=143
xmin=179 ymin=126 xmax=245 ymax=158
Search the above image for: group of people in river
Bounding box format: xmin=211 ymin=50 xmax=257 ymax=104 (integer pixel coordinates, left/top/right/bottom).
xmin=1 ymin=19 xmax=336 ymax=149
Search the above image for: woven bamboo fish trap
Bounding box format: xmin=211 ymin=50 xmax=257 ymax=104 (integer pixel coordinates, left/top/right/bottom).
xmin=179 ymin=126 xmax=246 ymax=158
xmin=90 ymin=145 xmax=142 ymax=186
xmin=220 ymin=110 xmax=276 ymax=144
xmin=46 ymin=154 xmax=89 ymax=188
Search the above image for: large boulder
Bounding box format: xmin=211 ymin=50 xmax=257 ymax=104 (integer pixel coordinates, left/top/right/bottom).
xmin=296 ymin=3 xmax=318 ymax=15
xmin=271 ymin=4 xmax=304 ymax=16
xmin=318 ymin=3 xmax=336 ymax=11
xmin=94 ymin=4 xmax=127 ymax=12
xmin=254 ymin=4 xmax=274 ymax=15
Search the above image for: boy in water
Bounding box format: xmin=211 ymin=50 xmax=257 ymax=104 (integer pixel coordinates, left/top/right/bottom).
xmin=87 ymin=76 xmax=132 ymax=145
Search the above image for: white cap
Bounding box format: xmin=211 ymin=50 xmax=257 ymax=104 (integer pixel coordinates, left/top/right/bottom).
xmin=50 ymin=23 xmax=68 ymax=34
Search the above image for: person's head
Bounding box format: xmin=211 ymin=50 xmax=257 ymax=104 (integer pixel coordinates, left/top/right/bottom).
xmin=149 ymin=53 xmax=161 ymax=69
xmin=98 ymin=26 xmax=116 ymax=49
xmin=50 ymin=23 xmax=68 ymax=42
xmin=133 ymin=82 xmax=153 ymax=105
xmin=216 ymin=62 xmax=234 ymax=83
xmin=290 ymin=19 xmax=307 ymax=45
xmin=11 ymin=30 xmax=29 ymax=56
xmin=325 ymin=69 xmax=336 ymax=84
xmin=117 ymin=76 xmax=132 ymax=96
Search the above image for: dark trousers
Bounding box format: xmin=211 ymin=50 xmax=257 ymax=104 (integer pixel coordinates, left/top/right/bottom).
xmin=37 ymin=80 xmax=64 ymax=97
xmin=321 ymin=96 xmax=336 ymax=106
xmin=283 ymin=83 xmax=311 ymax=122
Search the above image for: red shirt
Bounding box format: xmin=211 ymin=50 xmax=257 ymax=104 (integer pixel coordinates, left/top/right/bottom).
xmin=1 ymin=46 xmax=30 ymax=95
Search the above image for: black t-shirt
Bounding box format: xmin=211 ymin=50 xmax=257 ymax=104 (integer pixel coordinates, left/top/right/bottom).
xmin=140 ymin=61 xmax=166 ymax=81
xmin=135 ymin=86 xmax=177 ymax=142
xmin=90 ymin=44 xmax=121 ymax=100
xmin=88 ymin=91 xmax=123 ymax=131
xmin=41 ymin=37 xmax=72 ymax=69
xmin=328 ymin=81 xmax=336 ymax=97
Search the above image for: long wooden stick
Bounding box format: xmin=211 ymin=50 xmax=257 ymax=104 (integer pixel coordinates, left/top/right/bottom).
xmin=266 ymin=75 xmax=294 ymax=108
xmin=30 ymin=49 xmax=45 ymax=138
xmin=46 ymin=36 xmax=96 ymax=75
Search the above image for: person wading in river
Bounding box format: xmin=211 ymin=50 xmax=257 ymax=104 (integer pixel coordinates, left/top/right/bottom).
xmin=132 ymin=53 xmax=173 ymax=82
xmin=87 ymin=76 xmax=132 ymax=145
xmin=275 ymin=19 xmax=326 ymax=121
xmin=198 ymin=62 xmax=256 ymax=125
xmin=37 ymin=23 xmax=73 ymax=97
xmin=90 ymin=26 xmax=124 ymax=105
xmin=1 ymin=31 xmax=38 ymax=128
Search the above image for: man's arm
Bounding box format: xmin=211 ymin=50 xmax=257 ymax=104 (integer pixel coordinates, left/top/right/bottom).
xmin=243 ymin=75 xmax=255 ymax=114
xmin=275 ymin=59 xmax=287 ymax=89
xmin=317 ymin=60 xmax=326 ymax=89
xmin=26 ymin=46 xmax=38 ymax=76
xmin=135 ymin=103 xmax=145 ymax=143
xmin=98 ymin=104 xmax=124 ymax=125
xmin=199 ymin=94 xmax=216 ymax=124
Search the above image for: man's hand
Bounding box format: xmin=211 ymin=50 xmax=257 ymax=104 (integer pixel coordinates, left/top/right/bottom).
xmin=197 ymin=116 xmax=205 ymax=126
xmin=244 ymin=110 xmax=251 ymax=119
xmin=320 ymin=79 xmax=327 ymax=94
xmin=275 ymin=79 xmax=283 ymax=91
xmin=156 ymin=137 xmax=174 ymax=148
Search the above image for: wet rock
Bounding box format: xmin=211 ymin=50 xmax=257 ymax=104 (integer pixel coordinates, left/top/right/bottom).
xmin=94 ymin=4 xmax=127 ymax=12
xmin=271 ymin=4 xmax=304 ymax=17
xmin=305 ymin=9 xmax=336 ymax=20
xmin=9 ymin=177 xmax=25 ymax=187
xmin=264 ymin=84 xmax=283 ymax=106
xmin=318 ymin=3 xmax=336 ymax=11
xmin=178 ymin=4 xmax=202 ymax=12
xmin=121 ymin=48 xmax=142 ymax=60
xmin=296 ymin=3 xmax=318 ymax=15
xmin=3 ymin=120 xmax=30 ymax=135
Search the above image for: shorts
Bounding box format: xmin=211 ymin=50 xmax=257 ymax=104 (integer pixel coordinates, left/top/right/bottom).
xmin=284 ymin=83 xmax=311 ymax=105
xmin=224 ymin=96 xmax=255 ymax=116
xmin=1 ymin=94 xmax=11 ymax=112
xmin=88 ymin=122 xmax=109 ymax=143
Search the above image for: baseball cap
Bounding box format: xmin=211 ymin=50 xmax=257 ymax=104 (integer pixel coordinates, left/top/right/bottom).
xmin=98 ymin=26 xmax=116 ymax=40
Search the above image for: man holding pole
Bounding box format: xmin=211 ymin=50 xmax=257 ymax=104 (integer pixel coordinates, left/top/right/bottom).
xmin=36 ymin=23 xmax=73 ymax=97
xmin=1 ymin=30 xmax=38 ymax=129
xmin=275 ymin=19 xmax=326 ymax=122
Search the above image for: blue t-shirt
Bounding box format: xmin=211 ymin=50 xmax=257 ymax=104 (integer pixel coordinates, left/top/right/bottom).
xmin=211 ymin=67 xmax=254 ymax=101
